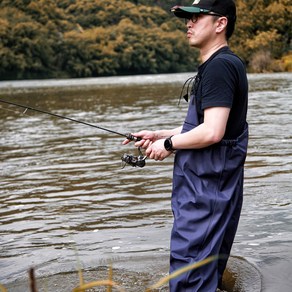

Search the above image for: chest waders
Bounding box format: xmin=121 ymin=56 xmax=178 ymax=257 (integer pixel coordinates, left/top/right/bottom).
xmin=169 ymin=90 xmax=248 ymax=291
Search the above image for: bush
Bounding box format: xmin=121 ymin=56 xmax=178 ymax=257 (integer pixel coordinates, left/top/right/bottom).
xmin=250 ymin=50 xmax=275 ymax=73
xmin=281 ymin=53 xmax=292 ymax=72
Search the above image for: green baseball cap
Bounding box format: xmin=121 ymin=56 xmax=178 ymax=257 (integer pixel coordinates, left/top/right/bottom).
xmin=171 ymin=0 xmax=236 ymax=21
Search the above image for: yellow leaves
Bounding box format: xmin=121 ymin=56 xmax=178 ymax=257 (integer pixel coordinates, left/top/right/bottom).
xmin=27 ymin=1 xmax=39 ymax=13
xmin=0 ymin=0 xmax=290 ymax=78
xmin=265 ymin=1 xmax=290 ymax=28
xmin=64 ymin=27 xmax=105 ymax=42
xmin=12 ymin=21 xmax=42 ymax=38
xmin=117 ymin=18 xmax=136 ymax=30
xmin=245 ymin=29 xmax=281 ymax=51
xmin=231 ymin=0 xmax=290 ymax=69
xmin=280 ymin=52 xmax=292 ymax=72
xmin=0 ymin=19 xmax=9 ymax=36
xmin=0 ymin=6 xmax=29 ymax=25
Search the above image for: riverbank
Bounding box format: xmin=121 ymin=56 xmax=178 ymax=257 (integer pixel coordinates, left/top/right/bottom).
xmin=3 ymin=255 xmax=261 ymax=292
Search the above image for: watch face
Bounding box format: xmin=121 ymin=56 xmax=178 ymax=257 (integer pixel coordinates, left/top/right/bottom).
xmin=164 ymin=138 xmax=172 ymax=151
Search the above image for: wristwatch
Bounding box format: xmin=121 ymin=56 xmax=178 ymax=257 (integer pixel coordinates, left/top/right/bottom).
xmin=164 ymin=136 xmax=174 ymax=151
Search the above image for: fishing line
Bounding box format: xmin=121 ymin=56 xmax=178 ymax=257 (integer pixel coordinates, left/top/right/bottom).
xmin=0 ymin=98 xmax=147 ymax=168
xmin=0 ymin=98 xmax=139 ymax=141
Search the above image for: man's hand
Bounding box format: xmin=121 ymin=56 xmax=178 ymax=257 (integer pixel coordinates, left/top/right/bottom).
xmin=122 ymin=130 xmax=157 ymax=149
xmin=145 ymin=139 xmax=172 ymax=161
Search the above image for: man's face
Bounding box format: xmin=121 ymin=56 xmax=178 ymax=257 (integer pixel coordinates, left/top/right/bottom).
xmin=185 ymin=14 xmax=220 ymax=48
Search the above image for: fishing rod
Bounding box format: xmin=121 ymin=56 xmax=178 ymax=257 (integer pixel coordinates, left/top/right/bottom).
xmin=0 ymin=98 xmax=147 ymax=168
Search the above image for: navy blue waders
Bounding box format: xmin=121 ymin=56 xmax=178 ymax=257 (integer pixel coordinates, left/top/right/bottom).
xmin=169 ymin=92 xmax=248 ymax=291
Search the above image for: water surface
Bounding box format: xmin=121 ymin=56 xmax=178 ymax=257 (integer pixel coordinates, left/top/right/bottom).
xmin=0 ymin=73 xmax=291 ymax=291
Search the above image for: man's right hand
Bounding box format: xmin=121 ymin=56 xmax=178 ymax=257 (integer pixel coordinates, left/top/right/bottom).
xmin=122 ymin=130 xmax=157 ymax=149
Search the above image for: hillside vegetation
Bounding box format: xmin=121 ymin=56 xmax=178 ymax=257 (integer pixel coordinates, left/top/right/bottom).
xmin=0 ymin=0 xmax=291 ymax=80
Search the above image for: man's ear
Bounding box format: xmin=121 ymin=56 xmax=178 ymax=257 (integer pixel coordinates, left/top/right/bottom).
xmin=215 ymin=17 xmax=228 ymax=34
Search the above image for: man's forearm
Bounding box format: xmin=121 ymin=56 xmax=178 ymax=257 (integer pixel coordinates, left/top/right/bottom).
xmin=154 ymin=126 xmax=182 ymax=140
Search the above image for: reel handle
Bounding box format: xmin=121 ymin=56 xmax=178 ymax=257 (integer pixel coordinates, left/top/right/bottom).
xmin=121 ymin=147 xmax=146 ymax=168
xmin=121 ymin=154 xmax=146 ymax=168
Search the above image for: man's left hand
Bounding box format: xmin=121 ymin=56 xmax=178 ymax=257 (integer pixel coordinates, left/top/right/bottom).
xmin=145 ymin=139 xmax=172 ymax=161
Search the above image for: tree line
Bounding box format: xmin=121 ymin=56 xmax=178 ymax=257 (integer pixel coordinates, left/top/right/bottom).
xmin=0 ymin=0 xmax=291 ymax=80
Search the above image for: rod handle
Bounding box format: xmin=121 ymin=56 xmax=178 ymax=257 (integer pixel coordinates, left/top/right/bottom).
xmin=126 ymin=133 xmax=142 ymax=142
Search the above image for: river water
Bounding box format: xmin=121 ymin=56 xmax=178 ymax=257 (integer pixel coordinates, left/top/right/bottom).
xmin=0 ymin=73 xmax=291 ymax=291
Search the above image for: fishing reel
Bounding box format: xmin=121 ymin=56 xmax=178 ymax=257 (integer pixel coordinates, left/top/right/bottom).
xmin=121 ymin=147 xmax=147 ymax=168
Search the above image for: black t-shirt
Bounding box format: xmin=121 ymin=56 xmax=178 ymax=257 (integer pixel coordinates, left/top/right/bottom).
xmin=193 ymin=46 xmax=248 ymax=139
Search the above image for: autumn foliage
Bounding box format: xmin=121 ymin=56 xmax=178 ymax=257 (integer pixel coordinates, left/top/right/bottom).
xmin=0 ymin=0 xmax=291 ymax=80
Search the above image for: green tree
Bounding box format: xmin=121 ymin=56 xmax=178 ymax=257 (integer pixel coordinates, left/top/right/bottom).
xmin=0 ymin=0 xmax=290 ymax=79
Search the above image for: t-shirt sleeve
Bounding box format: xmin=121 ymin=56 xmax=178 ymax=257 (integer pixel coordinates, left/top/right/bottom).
xmin=201 ymin=57 xmax=237 ymax=110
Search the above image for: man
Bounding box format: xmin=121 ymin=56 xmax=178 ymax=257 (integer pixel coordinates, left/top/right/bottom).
xmin=124 ymin=0 xmax=248 ymax=291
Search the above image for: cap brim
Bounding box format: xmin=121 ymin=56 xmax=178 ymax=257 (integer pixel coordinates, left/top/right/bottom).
xmin=171 ymin=6 xmax=210 ymax=18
